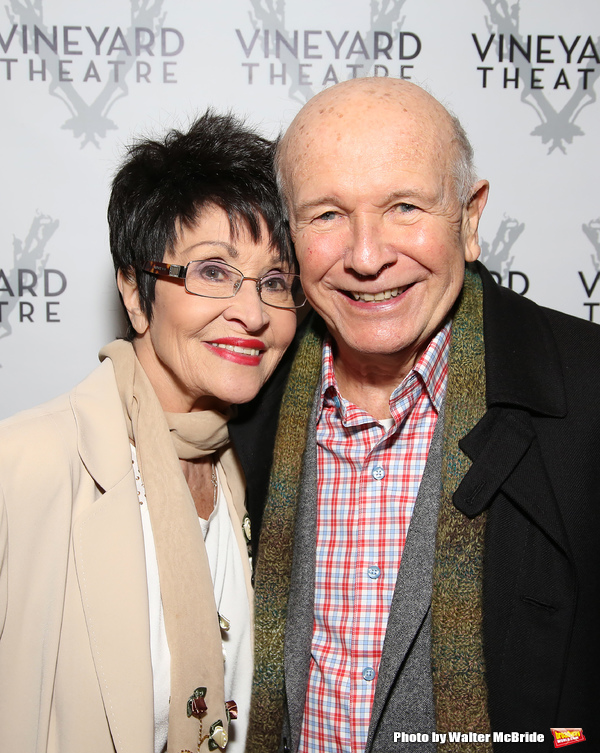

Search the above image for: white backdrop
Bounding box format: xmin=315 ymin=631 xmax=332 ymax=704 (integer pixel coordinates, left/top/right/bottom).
xmin=1 ymin=0 xmax=599 ymax=418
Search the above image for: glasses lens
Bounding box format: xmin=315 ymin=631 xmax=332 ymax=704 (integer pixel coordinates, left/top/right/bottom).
xmin=185 ymin=260 xmax=241 ymax=297
xmin=260 ymin=273 xmax=305 ymax=309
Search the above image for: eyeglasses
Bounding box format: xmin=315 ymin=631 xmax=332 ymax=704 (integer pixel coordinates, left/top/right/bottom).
xmin=142 ymin=259 xmax=306 ymax=310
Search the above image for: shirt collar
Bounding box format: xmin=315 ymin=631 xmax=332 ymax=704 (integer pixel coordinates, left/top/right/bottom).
xmin=319 ymin=321 xmax=451 ymax=421
xmin=406 ymin=321 xmax=451 ymax=413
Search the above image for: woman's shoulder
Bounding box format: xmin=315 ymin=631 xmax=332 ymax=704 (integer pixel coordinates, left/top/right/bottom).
xmin=0 ymin=358 xmax=122 ymax=476
xmin=0 ymin=389 xmax=81 ymax=539
xmin=0 ymin=388 xmax=75 ymax=449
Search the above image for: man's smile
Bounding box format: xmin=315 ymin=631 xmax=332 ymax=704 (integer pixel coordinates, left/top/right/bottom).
xmin=343 ymin=283 xmax=414 ymax=302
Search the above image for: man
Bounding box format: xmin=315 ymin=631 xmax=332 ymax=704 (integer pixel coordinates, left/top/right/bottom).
xmin=240 ymin=78 xmax=600 ymax=752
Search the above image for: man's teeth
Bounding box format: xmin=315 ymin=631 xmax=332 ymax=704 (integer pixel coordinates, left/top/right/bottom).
xmin=350 ymin=286 xmax=406 ymax=302
xmin=212 ymin=343 xmax=261 ymax=356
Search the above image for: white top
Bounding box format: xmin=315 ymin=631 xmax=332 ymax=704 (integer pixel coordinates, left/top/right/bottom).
xmin=132 ymin=445 xmax=252 ymax=753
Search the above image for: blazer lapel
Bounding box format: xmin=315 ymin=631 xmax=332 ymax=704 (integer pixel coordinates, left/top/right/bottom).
xmin=70 ymin=362 xmax=154 ymax=753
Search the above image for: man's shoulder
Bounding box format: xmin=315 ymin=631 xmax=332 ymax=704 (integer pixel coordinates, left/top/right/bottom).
xmin=479 ymin=261 xmax=599 ymax=342
xmin=483 ymin=267 xmax=600 ymax=350
xmin=477 ymin=262 xmax=600 ymax=411
xmin=539 ymin=300 xmax=600 ymax=341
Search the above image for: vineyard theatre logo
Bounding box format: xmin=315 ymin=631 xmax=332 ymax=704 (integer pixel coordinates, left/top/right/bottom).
xmin=235 ymin=0 xmax=420 ymax=100
xmin=0 ymin=213 xmax=65 ymax=355
xmin=579 ymin=217 xmax=600 ymax=322
xmin=0 ymin=0 xmax=184 ymax=146
xmin=480 ymin=216 xmax=529 ymax=295
xmin=472 ymin=0 xmax=599 ymax=153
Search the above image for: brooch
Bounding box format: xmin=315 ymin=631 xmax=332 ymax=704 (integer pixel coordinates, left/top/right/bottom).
xmin=208 ymin=720 xmax=228 ymax=750
xmin=186 ymin=687 xmax=207 ymax=718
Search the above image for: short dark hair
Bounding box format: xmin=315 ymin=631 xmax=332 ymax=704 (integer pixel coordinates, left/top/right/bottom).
xmin=108 ymin=110 xmax=292 ymax=339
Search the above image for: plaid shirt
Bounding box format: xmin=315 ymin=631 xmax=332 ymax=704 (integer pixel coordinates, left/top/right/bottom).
xmin=298 ymin=323 xmax=451 ymax=753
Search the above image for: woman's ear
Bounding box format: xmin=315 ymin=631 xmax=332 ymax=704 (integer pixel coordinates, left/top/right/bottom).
xmin=117 ymin=268 xmax=149 ymax=336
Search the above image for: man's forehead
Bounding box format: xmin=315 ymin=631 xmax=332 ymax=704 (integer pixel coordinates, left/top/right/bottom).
xmin=290 ymin=80 xmax=445 ymax=131
xmin=282 ymin=82 xmax=452 ymax=177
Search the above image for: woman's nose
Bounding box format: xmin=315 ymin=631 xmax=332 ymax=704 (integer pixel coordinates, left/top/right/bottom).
xmin=222 ymin=277 xmax=269 ymax=331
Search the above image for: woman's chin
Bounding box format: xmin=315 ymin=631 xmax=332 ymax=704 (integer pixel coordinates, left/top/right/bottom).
xmin=222 ymin=387 xmax=263 ymax=406
xmin=201 ymin=379 xmax=266 ymax=408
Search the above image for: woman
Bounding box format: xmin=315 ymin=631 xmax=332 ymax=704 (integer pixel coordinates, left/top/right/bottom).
xmin=0 ymin=112 xmax=302 ymax=753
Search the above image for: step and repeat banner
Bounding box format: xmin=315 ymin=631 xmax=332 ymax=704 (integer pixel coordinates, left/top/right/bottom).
xmin=1 ymin=0 xmax=599 ymax=418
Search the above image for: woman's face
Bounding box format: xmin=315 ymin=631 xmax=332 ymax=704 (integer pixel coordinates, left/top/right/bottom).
xmin=121 ymin=205 xmax=297 ymax=413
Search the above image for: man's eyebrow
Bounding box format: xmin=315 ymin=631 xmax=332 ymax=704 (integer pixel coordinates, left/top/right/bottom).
xmin=294 ymin=196 xmax=342 ymax=214
xmin=379 ymin=188 xmax=433 ymax=205
xmin=183 ymin=240 xmax=239 ymax=259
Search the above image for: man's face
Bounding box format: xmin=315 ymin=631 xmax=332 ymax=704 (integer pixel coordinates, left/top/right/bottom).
xmin=285 ymin=101 xmax=487 ymax=372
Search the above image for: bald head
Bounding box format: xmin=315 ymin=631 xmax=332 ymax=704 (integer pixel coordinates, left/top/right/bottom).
xmin=277 ymin=77 xmax=476 ymax=212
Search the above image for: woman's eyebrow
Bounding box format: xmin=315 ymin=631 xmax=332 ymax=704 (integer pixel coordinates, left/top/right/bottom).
xmin=182 ymin=240 xmax=239 ymax=259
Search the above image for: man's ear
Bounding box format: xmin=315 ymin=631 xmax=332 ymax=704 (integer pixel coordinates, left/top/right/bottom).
xmin=463 ymin=179 xmax=490 ymax=263
xmin=117 ymin=268 xmax=149 ymax=335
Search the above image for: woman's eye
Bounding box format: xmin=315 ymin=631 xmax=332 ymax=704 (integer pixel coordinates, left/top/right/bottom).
xmin=262 ymin=274 xmax=288 ymax=292
xmin=197 ymin=263 xmax=230 ymax=282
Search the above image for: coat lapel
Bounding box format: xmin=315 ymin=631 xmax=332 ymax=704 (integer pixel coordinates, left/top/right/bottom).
xmin=455 ymin=407 xmax=571 ymax=556
xmin=70 ymin=361 xmax=154 ymax=753
xmin=456 ymin=264 xmax=571 ymax=555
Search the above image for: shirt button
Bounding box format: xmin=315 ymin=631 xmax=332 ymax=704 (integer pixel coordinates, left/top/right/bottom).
xmin=372 ymin=465 xmax=385 ymax=480
xmin=362 ymin=666 xmax=376 ymax=682
xmin=367 ymin=565 xmax=381 ymax=580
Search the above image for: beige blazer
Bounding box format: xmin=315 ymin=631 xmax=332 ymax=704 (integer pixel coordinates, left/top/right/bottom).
xmin=0 ymin=359 xmax=249 ymax=753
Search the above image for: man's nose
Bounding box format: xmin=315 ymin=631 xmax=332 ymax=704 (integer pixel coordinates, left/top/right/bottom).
xmin=344 ymin=215 xmax=397 ymax=277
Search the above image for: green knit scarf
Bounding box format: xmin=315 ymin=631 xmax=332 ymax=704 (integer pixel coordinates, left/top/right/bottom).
xmin=247 ymin=267 xmax=490 ymax=752
xmin=432 ymin=268 xmax=491 ymax=751
xmin=247 ymin=316 xmax=325 ymax=751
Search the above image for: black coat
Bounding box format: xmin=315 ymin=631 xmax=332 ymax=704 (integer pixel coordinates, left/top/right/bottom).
xmin=230 ymin=262 xmax=600 ymax=750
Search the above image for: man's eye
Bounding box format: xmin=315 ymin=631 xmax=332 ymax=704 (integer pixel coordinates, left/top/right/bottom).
xmin=397 ymin=203 xmax=417 ymax=213
xmin=315 ymin=211 xmax=337 ymax=222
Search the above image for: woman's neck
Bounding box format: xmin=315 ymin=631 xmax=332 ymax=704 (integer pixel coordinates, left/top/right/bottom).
xmin=179 ymin=456 xmax=217 ymax=519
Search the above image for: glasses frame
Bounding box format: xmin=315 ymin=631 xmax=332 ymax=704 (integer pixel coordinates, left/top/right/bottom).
xmin=142 ymin=260 xmax=306 ymax=310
